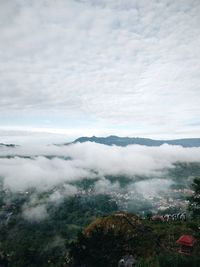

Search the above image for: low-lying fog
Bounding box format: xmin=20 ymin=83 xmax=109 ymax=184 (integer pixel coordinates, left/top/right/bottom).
xmin=1 ymin=142 xmax=200 ymax=219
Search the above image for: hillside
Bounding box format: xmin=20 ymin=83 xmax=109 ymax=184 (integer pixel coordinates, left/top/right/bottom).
xmin=69 ymin=212 xmax=200 ymax=267
xmin=70 ymin=136 xmax=200 ymax=147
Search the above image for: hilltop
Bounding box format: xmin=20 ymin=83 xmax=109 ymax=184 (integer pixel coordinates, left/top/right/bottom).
xmin=69 ymin=212 xmax=200 ymax=267
xmin=69 ymin=136 xmax=200 ymax=147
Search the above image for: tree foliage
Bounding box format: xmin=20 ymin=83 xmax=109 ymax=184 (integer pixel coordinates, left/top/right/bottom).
xmin=189 ymin=177 xmax=200 ymax=218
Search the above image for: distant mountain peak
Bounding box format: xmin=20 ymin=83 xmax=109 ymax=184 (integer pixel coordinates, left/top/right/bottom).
xmin=0 ymin=143 xmax=16 ymax=148
xmin=71 ymin=136 xmax=200 ymax=147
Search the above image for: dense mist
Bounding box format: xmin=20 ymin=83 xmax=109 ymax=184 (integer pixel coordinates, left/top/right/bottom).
xmin=1 ymin=142 xmax=200 ymax=219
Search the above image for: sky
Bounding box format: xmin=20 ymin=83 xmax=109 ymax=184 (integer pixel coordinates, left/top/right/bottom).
xmin=0 ymin=0 xmax=200 ymax=143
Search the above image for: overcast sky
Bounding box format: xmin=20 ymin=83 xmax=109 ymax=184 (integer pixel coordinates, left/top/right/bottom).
xmin=0 ymin=0 xmax=200 ymax=142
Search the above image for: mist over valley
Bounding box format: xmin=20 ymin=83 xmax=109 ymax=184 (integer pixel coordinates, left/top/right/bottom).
xmin=1 ymin=137 xmax=200 ymax=217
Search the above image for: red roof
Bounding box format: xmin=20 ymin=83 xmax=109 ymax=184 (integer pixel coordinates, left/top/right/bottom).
xmin=176 ymin=235 xmax=196 ymax=247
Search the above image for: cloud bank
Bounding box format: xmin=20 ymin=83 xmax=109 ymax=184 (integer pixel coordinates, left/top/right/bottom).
xmin=0 ymin=142 xmax=200 ymax=193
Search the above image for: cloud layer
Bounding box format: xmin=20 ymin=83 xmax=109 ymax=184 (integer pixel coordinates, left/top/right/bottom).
xmin=1 ymin=142 xmax=200 ymax=193
xmin=0 ymin=0 xmax=200 ymax=136
xmin=1 ymin=142 xmax=199 ymax=220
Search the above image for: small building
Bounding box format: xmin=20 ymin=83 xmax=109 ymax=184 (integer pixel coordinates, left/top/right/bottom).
xmin=151 ymin=215 xmax=164 ymax=222
xmin=176 ymin=235 xmax=196 ymax=255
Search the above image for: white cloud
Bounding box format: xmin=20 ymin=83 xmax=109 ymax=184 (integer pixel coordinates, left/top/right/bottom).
xmin=94 ymin=178 xmax=120 ymax=194
xmin=0 ymin=0 xmax=200 ymax=136
xmin=23 ymin=204 xmax=49 ymax=222
xmin=0 ymin=155 xmax=91 ymax=192
xmin=1 ymin=142 xmax=200 ymax=193
xmin=48 ymin=184 xmax=78 ymax=204
xmin=133 ymin=179 xmax=174 ymax=199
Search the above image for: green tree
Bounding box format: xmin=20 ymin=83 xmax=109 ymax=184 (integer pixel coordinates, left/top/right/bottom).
xmin=68 ymin=228 xmax=127 ymax=267
xmin=189 ymin=177 xmax=200 ymax=218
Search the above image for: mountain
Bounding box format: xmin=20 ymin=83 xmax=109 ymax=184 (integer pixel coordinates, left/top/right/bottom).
xmin=0 ymin=143 xmax=16 ymax=147
xmin=71 ymin=136 xmax=200 ymax=147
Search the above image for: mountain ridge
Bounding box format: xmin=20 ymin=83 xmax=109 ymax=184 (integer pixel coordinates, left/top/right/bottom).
xmin=69 ymin=135 xmax=200 ymax=147
xmin=0 ymin=143 xmax=17 ymax=147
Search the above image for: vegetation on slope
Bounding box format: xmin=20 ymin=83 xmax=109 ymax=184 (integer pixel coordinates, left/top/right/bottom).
xmin=69 ymin=212 xmax=200 ymax=267
xmin=0 ymin=194 xmax=118 ymax=267
xmin=0 ymin=173 xmax=199 ymax=266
